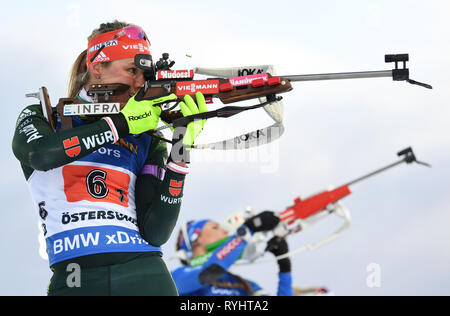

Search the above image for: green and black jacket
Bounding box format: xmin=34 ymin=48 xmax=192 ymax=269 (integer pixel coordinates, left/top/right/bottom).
xmin=12 ymin=100 xmax=188 ymax=270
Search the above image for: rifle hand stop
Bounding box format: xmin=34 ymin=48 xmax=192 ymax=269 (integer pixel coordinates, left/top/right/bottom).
xmin=397 ymin=147 xmax=431 ymax=167
xmin=385 ymin=54 xmax=432 ymax=89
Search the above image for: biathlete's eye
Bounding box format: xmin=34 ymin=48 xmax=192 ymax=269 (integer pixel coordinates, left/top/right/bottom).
xmin=128 ymin=68 xmax=137 ymax=75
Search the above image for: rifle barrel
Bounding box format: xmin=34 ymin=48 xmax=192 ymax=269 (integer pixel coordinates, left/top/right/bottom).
xmin=344 ymin=159 xmax=405 ymax=187
xmin=283 ymin=70 xmax=393 ymax=82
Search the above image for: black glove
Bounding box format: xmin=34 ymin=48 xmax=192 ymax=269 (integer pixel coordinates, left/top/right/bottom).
xmin=244 ymin=211 xmax=280 ymax=233
xmin=265 ymin=236 xmax=291 ymax=273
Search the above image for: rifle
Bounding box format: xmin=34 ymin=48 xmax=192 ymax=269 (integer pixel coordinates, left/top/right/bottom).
xmin=277 ymin=147 xmax=430 ymax=234
xmin=138 ymin=53 xmax=432 ymax=131
xmin=223 ymin=147 xmax=430 ymax=264
xmin=26 ymin=53 xmax=431 ymax=148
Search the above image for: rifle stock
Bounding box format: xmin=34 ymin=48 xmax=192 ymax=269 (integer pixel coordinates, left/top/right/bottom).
xmin=279 ymin=185 xmax=352 ymax=224
xmin=140 ymin=75 xmax=293 ymax=104
xmin=48 ymin=73 xmax=293 ymax=130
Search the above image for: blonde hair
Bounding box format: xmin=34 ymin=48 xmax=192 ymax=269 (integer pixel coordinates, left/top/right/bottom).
xmin=67 ymin=20 xmax=132 ymax=97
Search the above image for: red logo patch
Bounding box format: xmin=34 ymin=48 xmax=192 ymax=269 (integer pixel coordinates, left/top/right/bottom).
xmin=176 ymin=80 xmax=219 ymax=95
xmin=157 ymin=70 xmax=194 ymax=80
xmin=169 ymin=180 xmax=183 ymax=197
xmin=216 ymin=237 xmax=243 ymax=261
xmin=63 ymin=137 xmax=81 ymax=157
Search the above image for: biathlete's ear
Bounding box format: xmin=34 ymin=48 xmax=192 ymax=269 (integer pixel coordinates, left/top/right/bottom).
xmin=90 ymin=62 xmax=108 ymax=80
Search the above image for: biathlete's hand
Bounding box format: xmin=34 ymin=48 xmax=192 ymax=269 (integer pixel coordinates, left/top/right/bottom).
xmin=179 ymin=92 xmax=208 ymax=147
xmin=244 ymin=211 xmax=280 ymax=233
xmin=265 ymin=236 xmax=291 ymax=273
xmin=265 ymin=236 xmax=289 ymax=257
xmin=120 ymin=90 xmax=177 ymax=135
xmin=169 ymin=92 xmax=208 ymax=163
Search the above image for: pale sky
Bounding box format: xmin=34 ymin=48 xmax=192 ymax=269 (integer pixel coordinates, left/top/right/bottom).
xmin=1 ymin=0 xmax=449 ymax=295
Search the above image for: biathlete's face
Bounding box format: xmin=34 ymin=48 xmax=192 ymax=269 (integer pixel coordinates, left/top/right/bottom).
xmin=93 ymin=58 xmax=146 ymax=93
xmin=195 ymin=221 xmax=229 ymax=247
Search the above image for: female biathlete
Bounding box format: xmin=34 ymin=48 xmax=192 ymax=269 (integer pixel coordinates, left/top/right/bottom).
xmin=171 ymin=211 xmax=294 ymax=296
xmin=12 ymin=20 xmax=207 ymax=296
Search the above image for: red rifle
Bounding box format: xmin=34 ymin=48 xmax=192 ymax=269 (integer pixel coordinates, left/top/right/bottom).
xmin=225 ymin=147 xmax=429 ymax=264
xmin=277 ymin=147 xmax=430 ymax=235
